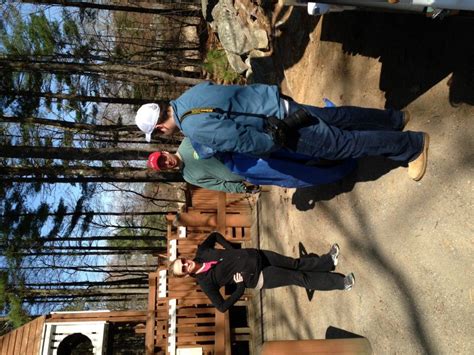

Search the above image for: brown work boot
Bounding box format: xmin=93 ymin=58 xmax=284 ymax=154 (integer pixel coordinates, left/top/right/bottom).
xmin=401 ymin=110 xmax=411 ymax=129
xmin=408 ymin=133 xmax=430 ymax=181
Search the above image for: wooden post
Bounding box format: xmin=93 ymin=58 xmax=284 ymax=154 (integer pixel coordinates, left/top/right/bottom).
xmin=217 ymin=192 xmax=226 ymax=234
xmin=215 ymin=292 xmax=231 ymax=355
xmin=145 ymin=274 xmax=158 ymax=355
xmin=214 ymin=192 xmax=231 ymax=354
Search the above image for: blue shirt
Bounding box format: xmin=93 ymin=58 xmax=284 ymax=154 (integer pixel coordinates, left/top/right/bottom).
xmin=178 ymin=138 xmax=356 ymax=191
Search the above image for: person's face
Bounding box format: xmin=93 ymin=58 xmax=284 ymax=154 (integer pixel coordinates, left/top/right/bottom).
xmin=176 ymin=258 xmax=196 ymax=275
xmin=158 ymin=152 xmax=179 ymax=170
xmin=155 ymin=106 xmax=178 ymax=136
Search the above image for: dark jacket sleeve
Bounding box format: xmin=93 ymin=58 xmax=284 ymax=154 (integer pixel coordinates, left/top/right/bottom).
xmin=199 ymin=232 xmax=234 ymax=251
xmin=199 ymin=279 xmax=245 ymax=313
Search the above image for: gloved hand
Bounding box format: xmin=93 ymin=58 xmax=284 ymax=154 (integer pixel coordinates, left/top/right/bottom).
xmin=245 ymin=184 xmax=261 ymax=194
xmin=265 ymin=116 xmax=289 ymax=147
xmin=284 ymin=108 xmax=314 ymax=129
xmin=265 ymin=115 xmax=302 ymax=151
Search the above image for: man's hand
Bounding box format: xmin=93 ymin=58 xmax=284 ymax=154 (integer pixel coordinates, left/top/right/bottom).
xmin=265 ymin=116 xmax=289 ymax=147
xmin=233 ymin=272 xmax=243 ymax=283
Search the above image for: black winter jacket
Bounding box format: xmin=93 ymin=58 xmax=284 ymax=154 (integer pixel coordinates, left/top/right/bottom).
xmin=193 ymin=232 xmax=262 ymax=312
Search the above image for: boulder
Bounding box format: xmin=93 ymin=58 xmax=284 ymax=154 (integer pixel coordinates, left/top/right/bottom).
xmin=226 ymin=52 xmax=250 ymax=74
xmin=209 ymin=0 xmax=272 ymax=77
xmin=212 ymin=0 xmax=255 ymax=55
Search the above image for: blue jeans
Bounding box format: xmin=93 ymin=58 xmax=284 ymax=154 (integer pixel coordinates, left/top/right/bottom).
xmin=289 ymin=102 xmax=424 ymax=162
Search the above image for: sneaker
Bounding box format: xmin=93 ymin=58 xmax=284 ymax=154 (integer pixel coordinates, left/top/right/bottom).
xmin=344 ymin=273 xmax=355 ymax=291
xmin=408 ymin=133 xmax=430 ymax=181
xmin=330 ymin=243 xmax=340 ymax=266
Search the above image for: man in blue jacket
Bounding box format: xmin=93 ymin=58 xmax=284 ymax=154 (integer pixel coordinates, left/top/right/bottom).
xmin=136 ymin=82 xmax=429 ymax=181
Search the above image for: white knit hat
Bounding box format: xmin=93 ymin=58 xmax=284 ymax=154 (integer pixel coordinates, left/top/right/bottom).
xmin=135 ymin=103 xmax=160 ymax=142
xmin=172 ymin=259 xmax=185 ymax=276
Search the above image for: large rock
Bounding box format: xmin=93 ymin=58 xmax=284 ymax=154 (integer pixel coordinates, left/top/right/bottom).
xmin=201 ymin=0 xmax=219 ymax=21
xmin=251 ymin=28 xmax=269 ymax=49
xmin=226 ymin=51 xmax=250 ymax=74
xmin=209 ymin=0 xmax=272 ymax=76
xmin=211 ymin=0 xmax=255 ymax=55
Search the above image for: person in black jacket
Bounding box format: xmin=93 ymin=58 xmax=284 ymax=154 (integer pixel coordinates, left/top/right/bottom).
xmin=169 ymin=232 xmax=355 ymax=313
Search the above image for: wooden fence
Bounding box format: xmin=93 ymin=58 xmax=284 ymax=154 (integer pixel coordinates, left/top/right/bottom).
xmin=0 ymin=316 xmax=45 ymax=355
xmin=145 ymin=187 xmax=254 ymax=355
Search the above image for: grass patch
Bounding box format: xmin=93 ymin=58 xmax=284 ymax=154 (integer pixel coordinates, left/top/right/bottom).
xmin=203 ymin=48 xmax=242 ymax=84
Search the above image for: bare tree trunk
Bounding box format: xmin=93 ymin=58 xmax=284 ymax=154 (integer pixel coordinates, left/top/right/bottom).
xmin=15 ymin=211 xmax=172 ymax=217
xmin=21 ymin=0 xmax=200 ymax=16
xmin=2 ymin=59 xmax=205 ymax=85
xmin=0 ymin=166 xmax=184 ymax=183
xmin=0 ymin=90 xmax=164 ymax=105
xmin=1 ymin=145 xmax=156 ymax=160
xmin=5 ymin=265 xmax=156 ymax=273
xmin=40 ymin=235 xmax=165 ymax=242
xmin=22 ymin=288 xmax=150 ymax=297
xmin=18 ymin=249 xmax=165 ymax=257
xmin=31 ymin=245 xmax=165 ymax=252
xmin=29 ymin=296 xmax=145 ymax=303
xmin=0 ymin=175 xmax=182 ymax=183
xmin=1 ymin=115 xmax=138 ymax=132
xmin=3 ymin=245 xmax=165 ymax=253
xmin=23 ymin=277 xmax=148 ymax=288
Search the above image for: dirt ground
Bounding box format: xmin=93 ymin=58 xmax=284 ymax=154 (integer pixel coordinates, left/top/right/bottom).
xmin=250 ymin=5 xmax=474 ymax=355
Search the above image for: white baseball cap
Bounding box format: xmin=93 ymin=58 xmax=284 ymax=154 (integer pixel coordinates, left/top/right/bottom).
xmin=135 ymin=103 xmax=160 ymax=142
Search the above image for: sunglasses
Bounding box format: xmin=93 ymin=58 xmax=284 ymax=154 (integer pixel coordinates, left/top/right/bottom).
xmin=180 ymin=258 xmax=189 ymax=273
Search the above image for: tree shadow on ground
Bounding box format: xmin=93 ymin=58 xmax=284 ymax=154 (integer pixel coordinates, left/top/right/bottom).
xmin=291 ymin=157 xmax=403 ymax=211
xmin=258 ymin=212 xmax=318 ymax=340
xmin=258 ymin=190 xmax=439 ymax=353
xmin=317 ymin=199 xmax=438 ymax=353
xmin=320 ymin=11 xmax=474 ymax=109
xmin=249 ymin=6 xmax=319 ymax=85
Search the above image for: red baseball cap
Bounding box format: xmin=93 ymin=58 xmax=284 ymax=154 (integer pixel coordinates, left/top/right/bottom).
xmin=147 ymin=152 xmax=162 ymax=171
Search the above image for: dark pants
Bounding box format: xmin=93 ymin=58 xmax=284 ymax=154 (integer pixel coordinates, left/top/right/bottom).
xmin=289 ymin=102 xmax=424 ymax=162
xmin=259 ymin=250 xmax=345 ymax=291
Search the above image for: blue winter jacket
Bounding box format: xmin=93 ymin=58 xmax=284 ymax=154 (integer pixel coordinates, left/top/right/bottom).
xmin=170 ymin=82 xmax=285 ymax=158
xmin=224 ymin=150 xmax=357 ymax=188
